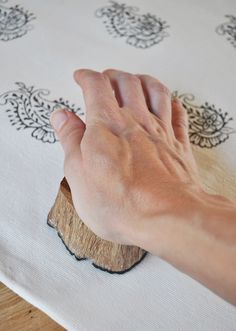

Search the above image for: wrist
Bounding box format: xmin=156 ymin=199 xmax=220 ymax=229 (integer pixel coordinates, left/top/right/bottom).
xmin=136 ymin=188 xmax=236 ymax=304
xmin=136 ymin=187 xmax=236 ymax=258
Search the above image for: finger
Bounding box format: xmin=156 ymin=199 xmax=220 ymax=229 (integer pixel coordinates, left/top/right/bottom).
xmin=103 ymin=69 xmax=149 ymax=119
xmin=50 ymin=108 xmax=86 ymax=159
xmin=171 ymin=98 xmax=190 ymax=146
xmin=137 ymin=74 xmax=172 ymax=126
xmin=74 ymin=69 xmax=119 ymax=124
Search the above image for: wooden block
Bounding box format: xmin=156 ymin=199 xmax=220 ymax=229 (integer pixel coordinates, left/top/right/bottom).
xmin=47 ymin=178 xmax=147 ymax=274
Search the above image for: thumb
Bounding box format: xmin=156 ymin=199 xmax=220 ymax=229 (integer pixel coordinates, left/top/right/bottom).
xmin=50 ymin=108 xmax=86 ymax=158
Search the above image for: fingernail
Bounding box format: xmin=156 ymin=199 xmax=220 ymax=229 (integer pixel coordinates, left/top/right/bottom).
xmin=50 ymin=109 xmax=69 ymax=131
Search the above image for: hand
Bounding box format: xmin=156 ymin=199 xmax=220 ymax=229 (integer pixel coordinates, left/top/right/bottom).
xmin=50 ymin=68 xmax=202 ymax=247
xmin=50 ymin=69 xmax=236 ymax=305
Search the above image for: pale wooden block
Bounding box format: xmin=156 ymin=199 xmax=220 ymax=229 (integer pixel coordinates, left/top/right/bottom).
xmin=47 ymin=178 xmax=147 ymax=274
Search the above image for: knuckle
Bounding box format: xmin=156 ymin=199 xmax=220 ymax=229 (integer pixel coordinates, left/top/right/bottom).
xmin=121 ymin=124 xmax=144 ymax=141
xmin=103 ymin=68 xmax=117 ymax=76
xmin=74 ymin=69 xmax=92 ymax=81
xmin=138 ymin=74 xmax=152 ymax=81
xmin=88 ymin=71 xmax=103 ymax=81
xmin=119 ymin=72 xmax=140 ymax=85
xmin=137 ymin=74 xmax=146 ymax=80
xmin=138 ymin=74 xmax=171 ymax=97
xmin=131 ymin=75 xmax=141 ymax=86
xmin=150 ymin=81 xmax=171 ymax=96
xmin=74 ymin=68 xmax=85 ymax=80
xmin=79 ymin=70 xmax=104 ymax=84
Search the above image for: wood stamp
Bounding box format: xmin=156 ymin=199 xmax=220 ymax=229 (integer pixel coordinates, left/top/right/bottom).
xmin=47 ymin=178 xmax=147 ymax=274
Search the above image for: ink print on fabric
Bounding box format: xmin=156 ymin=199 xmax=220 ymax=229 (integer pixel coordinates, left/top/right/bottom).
xmin=216 ymin=15 xmax=236 ymax=48
xmin=172 ymin=92 xmax=235 ymax=148
xmin=95 ymin=1 xmax=169 ymax=49
xmin=0 ymin=0 xmax=35 ymax=41
xmin=0 ymin=82 xmax=83 ymax=143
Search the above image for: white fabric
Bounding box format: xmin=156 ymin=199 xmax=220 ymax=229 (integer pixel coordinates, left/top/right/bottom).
xmin=1 ymin=0 xmax=236 ymax=330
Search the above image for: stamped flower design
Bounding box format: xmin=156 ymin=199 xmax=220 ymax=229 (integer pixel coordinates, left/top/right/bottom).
xmin=216 ymin=15 xmax=236 ymax=48
xmin=0 ymin=82 xmax=83 ymax=143
xmin=95 ymin=1 xmax=169 ymax=49
xmin=172 ymin=91 xmax=235 ymax=148
xmin=0 ymin=0 xmax=35 ymax=41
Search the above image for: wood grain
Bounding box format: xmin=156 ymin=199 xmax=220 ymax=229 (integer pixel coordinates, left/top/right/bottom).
xmin=0 ymin=282 xmax=65 ymax=331
xmin=48 ymin=177 xmax=147 ymax=273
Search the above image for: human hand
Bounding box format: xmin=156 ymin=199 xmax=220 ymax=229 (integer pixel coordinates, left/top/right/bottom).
xmin=51 ymin=69 xmax=236 ymax=304
xmin=50 ymin=69 xmax=202 ymax=251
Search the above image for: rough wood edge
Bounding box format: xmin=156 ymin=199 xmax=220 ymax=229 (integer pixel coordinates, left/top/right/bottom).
xmin=47 ymin=178 xmax=147 ymax=273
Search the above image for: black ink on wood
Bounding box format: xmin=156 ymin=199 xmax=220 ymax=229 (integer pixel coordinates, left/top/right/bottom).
xmin=216 ymin=15 xmax=236 ymax=48
xmin=172 ymin=92 xmax=235 ymax=148
xmin=92 ymin=252 xmax=147 ymax=274
xmin=0 ymin=82 xmax=83 ymax=143
xmin=0 ymin=1 xmax=36 ymax=41
xmin=95 ymin=1 xmax=169 ymax=49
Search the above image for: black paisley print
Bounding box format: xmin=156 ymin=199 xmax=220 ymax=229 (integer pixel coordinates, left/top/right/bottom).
xmin=95 ymin=1 xmax=169 ymax=49
xmin=0 ymin=82 xmax=83 ymax=143
xmin=172 ymin=92 xmax=235 ymax=148
xmin=0 ymin=0 xmax=35 ymax=41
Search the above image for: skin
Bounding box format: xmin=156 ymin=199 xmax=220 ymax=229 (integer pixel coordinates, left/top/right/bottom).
xmin=50 ymin=69 xmax=236 ymax=305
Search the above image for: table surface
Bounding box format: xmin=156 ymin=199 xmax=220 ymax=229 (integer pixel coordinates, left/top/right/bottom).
xmin=0 ymin=282 xmax=65 ymax=330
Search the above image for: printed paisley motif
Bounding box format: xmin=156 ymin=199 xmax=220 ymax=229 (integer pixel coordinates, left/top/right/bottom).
xmin=172 ymin=91 xmax=235 ymax=148
xmin=95 ymin=1 xmax=169 ymax=48
xmin=0 ymin=82 xmax=83 ymax=143
xmin=216 ymin=15 xmax=236 ymax=48
xmin=0 ymin=1 xmax=35 ymax=41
